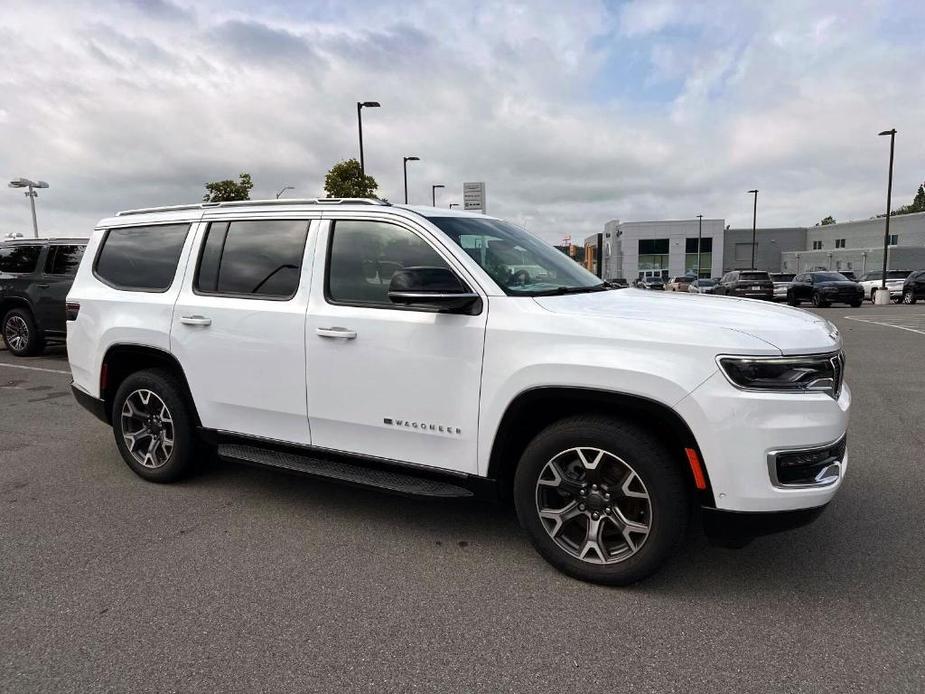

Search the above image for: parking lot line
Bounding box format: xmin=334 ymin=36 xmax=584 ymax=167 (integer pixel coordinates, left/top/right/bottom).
xmin=0 ymin=362 xmax=71 ymax=375
xmin=842 ymin=315 xmax=925 ymax=336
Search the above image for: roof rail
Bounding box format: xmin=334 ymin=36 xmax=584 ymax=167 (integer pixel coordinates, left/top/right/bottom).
xmin=115 ymin=198 xmax=389 ymax=217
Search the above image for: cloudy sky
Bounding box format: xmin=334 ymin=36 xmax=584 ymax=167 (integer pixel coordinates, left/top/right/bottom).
xmin=2 ymin=0 xmax=923 ymax=242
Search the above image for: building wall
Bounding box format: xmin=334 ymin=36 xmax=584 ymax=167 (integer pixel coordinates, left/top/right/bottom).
xmin=781 ymin=246 xmax=925 ymax=275
xmin=596 ymin=218 xmax=724 ymax=280
xmin=805 ymin=211 xmax=925 ymax=251
xmin=723 ymin=227 xmax=806 ymax=273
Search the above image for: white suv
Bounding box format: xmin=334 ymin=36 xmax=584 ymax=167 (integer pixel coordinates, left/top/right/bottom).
xmin=67 ymin=199 xmax=850 ymax=585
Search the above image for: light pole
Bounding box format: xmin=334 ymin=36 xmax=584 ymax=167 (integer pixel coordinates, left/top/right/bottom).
xmin=696 ymin=214 xmax=703 ymax=278
xmin=878 ymin=129 xmax=897 ymax=292
xmin=431 ymin=184 xmax=445 ymax=207
xmin=276 ymin=186 xmax=294 ymax=199
xmin=357 ymin=101 xmax=380 ymax=178
xmin=747 ymin=189 xmax=758 ymax=269
xmin=8 ymin=178 xmax=48 ymax=238
xmin=402 ymin=156 xmax=419 ymax=204
xmin=449 ymin=203 xmax=459 ymax=209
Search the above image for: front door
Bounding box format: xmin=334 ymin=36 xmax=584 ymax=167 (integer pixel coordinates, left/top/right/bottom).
xmin=305 ymin=217 xmax=487 ymax=474
xmin=171 ymin=218 xmax=317 ymax=445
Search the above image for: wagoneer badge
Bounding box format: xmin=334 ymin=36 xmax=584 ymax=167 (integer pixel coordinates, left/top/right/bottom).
xmin=384 ymin=418 xmax=461 ymax=435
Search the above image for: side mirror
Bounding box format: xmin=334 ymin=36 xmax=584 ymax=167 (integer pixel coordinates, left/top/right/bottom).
xmin=388 ymin=266 xmax=481 ymax=314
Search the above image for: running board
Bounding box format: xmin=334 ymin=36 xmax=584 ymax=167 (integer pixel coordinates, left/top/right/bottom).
xmin=217 ymin=443 xmax=474 ymax=498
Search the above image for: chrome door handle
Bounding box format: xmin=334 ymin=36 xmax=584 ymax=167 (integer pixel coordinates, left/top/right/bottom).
xmin=316 ymin=326 xmax=357 ymax=339
xmin=180 ymin=315 xmax=212 ymax=326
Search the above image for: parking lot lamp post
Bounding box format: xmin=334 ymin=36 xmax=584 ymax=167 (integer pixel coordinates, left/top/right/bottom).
xmin=275 ymin=186 xmax=294 ymax=199
xmin=449 ymin=203 xmax=459 ymax=209
xmin=747 ymin=190 xmax=758 ymax=269
xmin=696 ymin=214 xmax=703 ymax=278
xmin=8 ymin=178 xmax=48 ymax=238
xmin=878 ymin=129 xmax=897 ymax=291
xmin=431 ymin=184 xmax=445 ymax=207
xmin=403 ymin=156 xmax=419 ymax=204
xmin=357 ymin=101 xmax=380 ymax=178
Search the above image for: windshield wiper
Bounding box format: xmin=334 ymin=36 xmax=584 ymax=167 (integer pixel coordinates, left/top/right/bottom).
xmin=529 ymin=283 xmax=608 ymax=296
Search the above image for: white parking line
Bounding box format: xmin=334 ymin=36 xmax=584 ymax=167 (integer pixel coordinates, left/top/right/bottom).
xmin=843 ymin=315 xmax=925 ymax=336
xmin=0 ymin=362 xmax=71 ymax=375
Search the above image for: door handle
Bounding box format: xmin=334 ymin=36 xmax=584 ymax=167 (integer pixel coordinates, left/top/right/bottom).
xmin=180 ymin=315 xmax=212 ymax=326
xmin=316 ymin=326 xmax=357 ymax=339
xmin=37 ymin=283 xmax=50 ymax=289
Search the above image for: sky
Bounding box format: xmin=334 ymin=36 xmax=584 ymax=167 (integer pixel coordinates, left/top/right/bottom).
xmin=1 ymin=0 xmax=923 ymax=243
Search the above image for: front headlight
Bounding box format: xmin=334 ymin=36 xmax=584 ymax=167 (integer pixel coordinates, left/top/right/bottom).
xmin=718 ymin=353 xmax=844 ymax=398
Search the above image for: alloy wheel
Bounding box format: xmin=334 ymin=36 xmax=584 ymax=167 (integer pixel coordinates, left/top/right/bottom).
xmin=3 ymin=315 xmax=29 ymax=353
xmin=120 ymin=389 xmax=175 ymax=469
xmin=535 ymin=447 xmax=652 ymax=565
xmin=903 ymin=292 xmax=913 ymax=304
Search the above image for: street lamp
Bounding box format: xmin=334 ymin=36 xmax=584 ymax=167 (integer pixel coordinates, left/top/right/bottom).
xmin=696 ymin=214 xmax=703 ymax=278
xmin=402 ymin=156 xmax=419 ymax=204
xmin=357 ymin=101 xmax=380 ymax=178
xmin=431 ymin=184 xmax=445 ymax=207
xmin=747 ymin=189 xmax=758 ymax=269
xmin=276 ymin=186 xmax=294 ymax=199
xmin=8 ymin=178 xmax=49 ymax=238
xmin=449 ymin=203 xmax=460 ymax=209
xmin=878 ymin=129 xmax=897 ymax=294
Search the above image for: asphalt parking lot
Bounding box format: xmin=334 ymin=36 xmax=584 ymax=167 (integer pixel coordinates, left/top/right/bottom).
xmin=1 ymin=306 xmax=923 ymax=693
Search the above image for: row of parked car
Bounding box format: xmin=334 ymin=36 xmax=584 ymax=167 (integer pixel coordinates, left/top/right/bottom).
xmin=627 ymin=269 xmax=925 ymax=308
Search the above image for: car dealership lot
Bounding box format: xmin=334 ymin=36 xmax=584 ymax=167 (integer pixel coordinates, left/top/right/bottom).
xmin=1 ymin=308 xmax=924 ymax=693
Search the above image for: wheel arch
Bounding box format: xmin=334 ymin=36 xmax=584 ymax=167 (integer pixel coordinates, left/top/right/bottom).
xmin=487 ymin=386 xmax=714 ymax=506
xmin=100 ymin=344 xmax=200 ymax=426
xmin=1 ymin=296 xmax=33 ymax=319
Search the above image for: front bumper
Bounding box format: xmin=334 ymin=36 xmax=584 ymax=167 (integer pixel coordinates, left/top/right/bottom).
xmin=675 ymin=369 xmax=850 ymax=513
xmin=702 ymin=505 xmax=828 ymax=546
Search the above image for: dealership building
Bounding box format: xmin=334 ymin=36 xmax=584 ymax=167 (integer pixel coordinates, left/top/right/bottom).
xmin=585 ymin=210 xmax=925 ymax=280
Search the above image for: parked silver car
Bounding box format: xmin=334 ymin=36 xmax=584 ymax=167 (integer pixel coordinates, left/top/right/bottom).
xmin=770 ymin=273 xmax=796 ymax=301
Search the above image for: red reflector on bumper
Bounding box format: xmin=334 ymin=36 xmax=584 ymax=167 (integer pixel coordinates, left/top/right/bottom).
xmin=685 ymin=448 xmax=707 ymax=490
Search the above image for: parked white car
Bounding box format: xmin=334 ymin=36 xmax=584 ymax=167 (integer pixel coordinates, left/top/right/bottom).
xmin=857 ymin=270 xmax=910 ymax=302
xmin=66 ymin=199 xmax=850 ymax=585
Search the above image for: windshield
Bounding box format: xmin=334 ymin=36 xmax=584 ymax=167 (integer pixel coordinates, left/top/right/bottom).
xmin=696 ymin=279 xmax=716 ymax=286
xmin=887 ymin=271 xmax=910 ymax=279
xmin=429 ymin=217 xmax=604 ymax=295
xmin=813 ymin=272 xmax=849 ymax=282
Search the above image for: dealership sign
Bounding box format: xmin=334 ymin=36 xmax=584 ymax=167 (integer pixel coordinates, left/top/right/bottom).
xmin=463 ymin=182 xmax=486 ymax=212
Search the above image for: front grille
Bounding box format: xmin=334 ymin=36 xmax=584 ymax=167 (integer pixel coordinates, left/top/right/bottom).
xmin=771 ymin=436 xmax=846 ymax=487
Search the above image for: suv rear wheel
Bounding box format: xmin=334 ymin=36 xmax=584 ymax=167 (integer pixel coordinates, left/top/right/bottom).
xmin=903 ymin=290 xmax=917 ymax=305
xmin=2 ymin=308 xmax=44 ymax=356
xmin=112 ymin=369 xmax=196 ymax=482
xmin=514 ymin=415 xmax=689 ymax=585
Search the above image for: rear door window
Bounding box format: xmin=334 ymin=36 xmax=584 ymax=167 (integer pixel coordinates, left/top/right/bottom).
xmin=44 ymin=245 xmax=86 ymax=276
xmin=195 ymin=220 xmax=309 ymax=299
xmin=0 ymin=245 xmax=42 ymax=273
xmin=95 ymin=224 xmax=190 ymax=291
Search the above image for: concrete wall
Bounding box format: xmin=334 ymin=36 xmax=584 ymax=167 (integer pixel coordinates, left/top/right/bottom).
xmin=782 ymin=246 xmax=925 ymax=274
xmin=723 ymin=227 xmax=806 ymax=273
xmin=805 ymin=211 xmax=925 ymax=251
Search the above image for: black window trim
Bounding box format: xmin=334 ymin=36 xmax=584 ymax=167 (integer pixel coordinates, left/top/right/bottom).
xmin=322 ymin=218 xmax=482 ymax=314
xmin=192 ymin=219 xmax=312 ymax=302
xmin=92 ymin=222 xmax=192 ymax=293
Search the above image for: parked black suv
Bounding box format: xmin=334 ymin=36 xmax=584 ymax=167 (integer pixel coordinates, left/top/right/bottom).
xmin=902 ymin=270 xmax=925 ymax=304
xmin=787 ymin=271 xmax=863 ymax=308
xmin=1 ymin=238 xmax=87 ymax=356
xmin=715 ymin=270 xmax=773 ymax=300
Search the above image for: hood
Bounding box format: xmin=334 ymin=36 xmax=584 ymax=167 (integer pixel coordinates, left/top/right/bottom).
xmin=533 ymin=289 xmax=840 ymax=355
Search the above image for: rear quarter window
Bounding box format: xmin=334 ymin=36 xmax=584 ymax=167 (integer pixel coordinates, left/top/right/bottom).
xmin=94 ymin=224 xmax=189 ymax=292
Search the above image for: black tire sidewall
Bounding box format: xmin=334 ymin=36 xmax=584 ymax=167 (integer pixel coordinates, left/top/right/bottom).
xmin=2 ymin=308 xmax=43 ymax=356
xmin=112 ymin=369 xmax=195 ymax=483
xmin=513 ymin=416 xmax=689 ymax=586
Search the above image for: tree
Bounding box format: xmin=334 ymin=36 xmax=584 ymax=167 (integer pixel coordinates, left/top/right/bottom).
xmin=886 ymin=182 xmax=925 ymax=217
xmin=817 ymin=215 xmax=836 ymax=226
xmin=203 ymin=172 xmax=254 ymax=202
xmin=323 ymin=159 xmax=378 ymax=198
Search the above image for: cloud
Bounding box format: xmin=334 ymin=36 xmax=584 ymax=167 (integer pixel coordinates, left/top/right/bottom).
xmin=0 ymin=0 xmax=923 ymax=244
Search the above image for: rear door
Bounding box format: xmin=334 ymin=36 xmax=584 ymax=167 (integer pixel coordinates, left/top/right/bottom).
xmin=170 ymin=216 xmax=317 ymax=444
xmin=35 ymin=244 xmax=85 ymax=333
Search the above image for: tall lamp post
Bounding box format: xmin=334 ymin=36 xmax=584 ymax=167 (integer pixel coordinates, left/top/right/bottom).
xmin=8 ymin=178 xmax=49 ymax=238
xmin=275 ymin=186 xmax=294 ymax=199
xmin=402 ymin=156 xmax=419 ymax=204
xmin=431 ymin=184 xmax=445 ymax=207
xmin=449 ymin=203 xmax=460 ymax=209
xmin=878 ymin=129 xmax=897 ymax=294
xmin=747 ymin=189 xmax=759 ymax=269
xmin=356 ymin=101 xmax=380 ymax=178
xmin=696 ymin=214 xmax=703 ymax=278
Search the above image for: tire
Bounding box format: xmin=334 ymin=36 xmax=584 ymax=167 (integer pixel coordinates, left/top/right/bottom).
xmin=850 ymin=299 xmax=862 ymax=308
xmin=112 ymin=369 xmax=197 ymax=483
xmin=513 ymin=415 xmax=689 ymax=586
xmin=811 ymin=292 xmax=828 ymax=308
xmin=870 ymin=289 xmax=877 ymax=303
xmin=903 ymin=291 xmax=917 ymax=305
xmin=2 ymin=308 xmax=45 ymax=357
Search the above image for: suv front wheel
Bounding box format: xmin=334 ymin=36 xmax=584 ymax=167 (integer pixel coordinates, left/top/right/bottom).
xmin=514 ymin=415 xmax=689 ymax=585
xmin=112 ymin=369 xmax=197 ymax=483
xmin=2 ymin=308 xmax=44 ymax=356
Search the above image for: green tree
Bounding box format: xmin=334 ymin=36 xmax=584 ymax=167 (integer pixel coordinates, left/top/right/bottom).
xmin=818 ymin=215 xmax=836 ymax=226
xmin=203 ymin=172 xmax=254 ymax=202
xmin=323 ymin=159 xmax=378 ymax=198
xmin=889 ymin=182 xmax=925 ymax=216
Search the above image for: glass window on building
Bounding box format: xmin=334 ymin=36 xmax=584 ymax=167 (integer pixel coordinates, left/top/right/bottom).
xmin=888 ymin=234 xmax=898 ymax=246
xmin=637 ymin=239 xmax=669 ymax=278
xmin=812 ymin=240 xmax=823 ymax=250
xmin=684 ymin=237 xmax=712 ymax=277
xmin=835 ymin=239 xmax=846 ymax=249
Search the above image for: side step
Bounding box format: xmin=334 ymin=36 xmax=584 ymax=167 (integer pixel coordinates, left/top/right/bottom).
xmin=217 ymin=443 xmax=474 ymax=498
